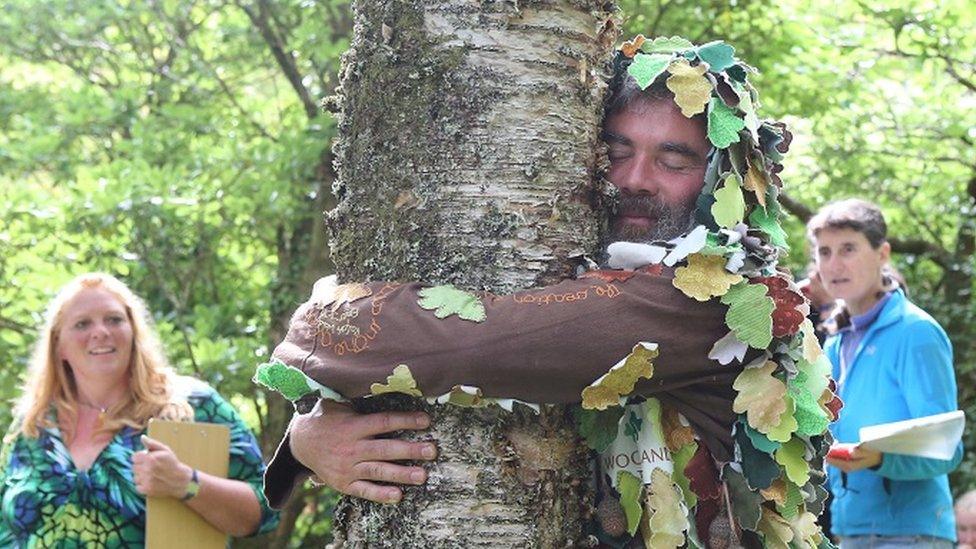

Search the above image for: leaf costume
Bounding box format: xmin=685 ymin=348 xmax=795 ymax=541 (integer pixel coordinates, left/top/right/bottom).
xmin=0 ymin=378 xmax=279 ymax=547
xmin=258 ymin=36 xmax=836 ymax=548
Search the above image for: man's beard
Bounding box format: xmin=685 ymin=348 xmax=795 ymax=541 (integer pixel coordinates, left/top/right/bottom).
xmin=609 ymin=193 xmax=696 ymax=243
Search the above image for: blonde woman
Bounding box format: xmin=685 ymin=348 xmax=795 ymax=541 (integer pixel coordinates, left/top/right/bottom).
xmin=0 ymin=273 xmax=278 ymax=546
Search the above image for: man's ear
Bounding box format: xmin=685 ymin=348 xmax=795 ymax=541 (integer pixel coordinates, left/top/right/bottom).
xmin=879 ymin=241 xmax=891 ymax=263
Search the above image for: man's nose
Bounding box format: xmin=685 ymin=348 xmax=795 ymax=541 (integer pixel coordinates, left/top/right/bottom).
xmin=613 ymin=156 xmax=659 ymax=196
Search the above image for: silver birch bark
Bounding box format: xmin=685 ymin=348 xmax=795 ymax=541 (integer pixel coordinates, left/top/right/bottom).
xmin=327 ymin=0 xmax=618 ymax=546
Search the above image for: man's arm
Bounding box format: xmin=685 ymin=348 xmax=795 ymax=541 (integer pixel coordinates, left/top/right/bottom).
xmin=273 ymin=271 xmax=730 ymax=405
xmin=262 ymin=269 xmax=740 ymax=505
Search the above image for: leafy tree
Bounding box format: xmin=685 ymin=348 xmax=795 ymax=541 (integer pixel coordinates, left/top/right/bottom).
xmin=1 ymin=0 xmax=973 ymax=544
xmin=0 ymin=0 xmax=350 ymax=545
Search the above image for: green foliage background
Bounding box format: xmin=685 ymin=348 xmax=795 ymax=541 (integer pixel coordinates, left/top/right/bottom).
xmin=1 ymin=1 xmax=972 ymax=544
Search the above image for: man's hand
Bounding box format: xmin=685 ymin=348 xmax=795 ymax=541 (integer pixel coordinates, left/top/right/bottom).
xmin=133 ymin=435 xmax=194 ymax=499
xmin=825 ymin=445 xmax=883 ymax=473
xmin=290 ymin=399 xmax=437 ymax=504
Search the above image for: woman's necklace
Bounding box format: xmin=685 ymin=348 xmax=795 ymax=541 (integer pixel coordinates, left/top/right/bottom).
xmin=78 ymin=400 xmax=110 ymax=427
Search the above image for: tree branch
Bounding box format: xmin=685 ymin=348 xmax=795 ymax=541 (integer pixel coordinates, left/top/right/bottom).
xmin=0 ymin=315 xmax=32 ymax=334
xmin=130 ymin=237 xmax=201 ymax=374
xmin=943 ymin=56 xmax=976 ymax=94
xmin=193 ymin=49 xmax=278 ymax=141
xmin=648 ymin=0 xmax=673 ymax=37
xmin=238 ymin=0 xmax=319 ymax=120
xmin=777 ymin=192 xmax=815 ymax=223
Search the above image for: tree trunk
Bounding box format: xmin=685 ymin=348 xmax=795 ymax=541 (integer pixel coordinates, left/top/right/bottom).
xmin=327 ymin=0 xmax=617 ymax=546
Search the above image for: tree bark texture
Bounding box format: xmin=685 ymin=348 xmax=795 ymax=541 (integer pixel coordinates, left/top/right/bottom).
xmin=327 ymin=0 xmax=618 ymax=546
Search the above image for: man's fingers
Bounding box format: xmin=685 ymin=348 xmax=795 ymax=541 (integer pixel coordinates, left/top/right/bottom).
xmin=345 ymin=480 xmax=404 ymax=504
xmin=352 ymin=460 xmax=428 ymax=486
xmin=357 ymin=439 xmax=437 ymax=462
xmin=357 ymin=411 xmax=430 ymax=437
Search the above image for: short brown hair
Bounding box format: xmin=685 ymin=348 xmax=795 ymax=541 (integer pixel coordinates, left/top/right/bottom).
xmin=806 ymin=198 xmax=888 ymax=249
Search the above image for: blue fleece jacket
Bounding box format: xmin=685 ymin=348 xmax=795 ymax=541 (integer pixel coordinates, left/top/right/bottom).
xmin=824 ymin=288 xmax=962 ymax=541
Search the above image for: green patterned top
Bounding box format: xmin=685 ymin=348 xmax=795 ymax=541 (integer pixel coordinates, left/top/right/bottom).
xmin=0 ymin=379 xmax=279 ymax=547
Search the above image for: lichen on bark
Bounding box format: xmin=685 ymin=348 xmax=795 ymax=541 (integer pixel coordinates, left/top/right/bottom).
xmin=329 ymin=0 xmax=615 ymax=291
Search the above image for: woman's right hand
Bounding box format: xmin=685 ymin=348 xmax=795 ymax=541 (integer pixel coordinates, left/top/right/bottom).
xmin=132 ymin=435 xmax=194 ymax=499
xmin=289 ymin=400 xmax=437 ymax=504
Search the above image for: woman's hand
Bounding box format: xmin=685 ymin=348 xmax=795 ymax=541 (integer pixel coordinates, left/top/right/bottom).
xmin=825 ymin=445 xmax=883 ymax=473
xmin=132 ymin=435 xmax=193 ymax=499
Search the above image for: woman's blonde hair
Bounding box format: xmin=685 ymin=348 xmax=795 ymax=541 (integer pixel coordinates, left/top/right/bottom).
xmin=13 ymin=272 xmax=191 ymax=440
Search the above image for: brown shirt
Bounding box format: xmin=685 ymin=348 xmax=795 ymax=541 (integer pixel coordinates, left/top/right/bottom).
xmin=264 ymin=269 xmax=739 ymax=507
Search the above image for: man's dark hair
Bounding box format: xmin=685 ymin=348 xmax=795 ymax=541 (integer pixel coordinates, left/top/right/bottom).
xmin=604 ymin=69 xmax=708 ymax=134
xmin=605 ymin=73 xmax=675 ymax=118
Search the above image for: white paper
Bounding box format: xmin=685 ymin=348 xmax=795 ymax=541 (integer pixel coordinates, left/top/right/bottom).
xmin=858 ymin=410 xmax=965 ymax=460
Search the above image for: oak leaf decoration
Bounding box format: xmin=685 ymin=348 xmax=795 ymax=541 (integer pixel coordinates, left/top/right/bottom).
xmin=672 ymin=253 xmax=742 ymax=301
xmin=370 ymin=364 xmax=423 ymax=397
xmin=327 ymin=282 xmax=373 ymax=311
xmin=732 ymin=360 xmax=787 ymax=433
xmin=665 ymin=58 xmax=711 ymax=117
xmin=642 ymin=468 xmax=688 ymax=549
xmin=620 ymin=34 xmax=646 ymax=57
xmin=417 ymin=285 xmax=486 ymax=322
xmin=582 ymin=342 xmax=658 ymax=410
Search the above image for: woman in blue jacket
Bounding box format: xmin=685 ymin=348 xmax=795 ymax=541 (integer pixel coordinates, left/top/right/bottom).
xmin=809 ymin=199 xmax=962 ymax=548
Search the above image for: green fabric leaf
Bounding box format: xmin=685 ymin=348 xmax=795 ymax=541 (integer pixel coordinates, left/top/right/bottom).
xmin=723 ymin=464 xmax=763 ymax=531
xmin=775 ymin=437 xmax=811 ymax=487
xmin=644 ymin=398 xmax=666 ymax=442
xmin=694 ymin=192 xmax=718 ymax=228
xmin=788 ymin=371 xmax=830 ymax=436
xmin=574 ymin=406 xmax=624 ymax=453
xmin=721 ymin=282 xmax=775 ymax=349
xmin=819 ymin=534 xmax=840 ymax=549
xmin=807 ymin=481 xmax=831 ymax=519
xmin=776 ymin=481 xmax=804 ymax=521
xmin=697 ymin=41 xmax=736 ymax=72
xmin=738 ymin=89 xmax=761 ymax=142
xmin=617 ymin=470 xmax=643 ymax=535
xmin=253 ymin=360 xmax=314 ymax=401
xmin=707 ymin=98 xmax=746 ymax=148
xmin=735 ymin=424 xmax=779 ymax=490
xmin=744 ymin=422 xmax=782 ymax=454
xmin=711 ymin=173 xmax=746 ymax=228
xmin=765 ymin=395 xmax=799 ymax=443
xmin=643 ymin=36 xmax=695 ymax=54
xmin=627 ymin=53 xmax=671 ymax=90
xmin=582 ymin=342 xmax=657 ymax=410
xmin=417 ymin=285 xmax=486 ymax=322
xmin=749 ymin=203 xmax=789 ymax=250
xmin=671 ymin=441 xmax=699 ymax=509
xmin=727 ymin=64 xmax=748 ymax=82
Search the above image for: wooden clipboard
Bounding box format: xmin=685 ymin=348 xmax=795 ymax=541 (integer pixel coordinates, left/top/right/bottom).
xmin=145 ymin=419 xmax=231 ymax=549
